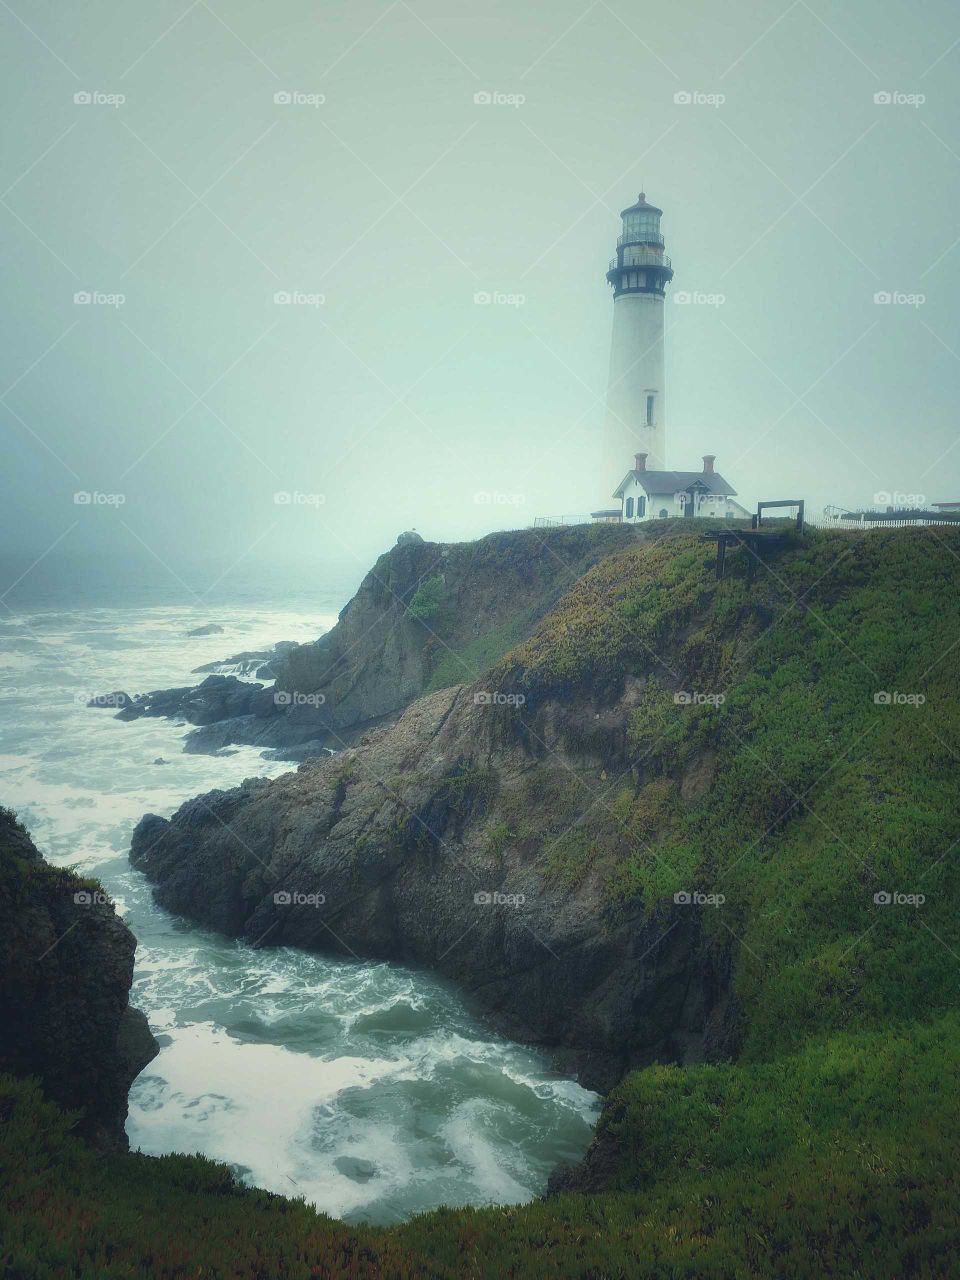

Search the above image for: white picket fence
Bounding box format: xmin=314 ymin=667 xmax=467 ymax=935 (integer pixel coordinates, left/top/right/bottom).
xmin=806 ymin=515 xmax=960 ymax=531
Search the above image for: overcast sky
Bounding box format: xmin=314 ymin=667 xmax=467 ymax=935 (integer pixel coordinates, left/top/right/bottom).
xmin=1 ymin=0 xmax=958 ymax=594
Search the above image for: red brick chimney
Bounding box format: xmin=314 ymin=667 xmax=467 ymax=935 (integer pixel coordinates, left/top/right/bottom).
xmin=634 ymin=452 xmax=648 ymax=472
xmin=702 ymin=454 xmax=716 ymax=474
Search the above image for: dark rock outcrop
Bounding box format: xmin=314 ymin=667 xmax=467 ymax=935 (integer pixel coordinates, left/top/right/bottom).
xmin=0 ymin=807 xmax=158 ymax=1149
xmin=131 ymin=678 xmax=736 ymax=1092
xmin=116 ymin=675 xmax=277 ymax=727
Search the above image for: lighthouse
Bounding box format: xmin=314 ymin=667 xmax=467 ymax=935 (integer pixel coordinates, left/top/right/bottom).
xmin=602 ymin=193 xmax=673 ymax=479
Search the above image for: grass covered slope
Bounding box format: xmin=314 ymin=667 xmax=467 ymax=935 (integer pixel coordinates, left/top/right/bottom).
xmin=3 ymin=1016 xmax=957 ymax=1278
xmin=4 ymin=524 xmax=960 ymax=1277
xmin=493 ymin=526 xmax=960 ymax=1063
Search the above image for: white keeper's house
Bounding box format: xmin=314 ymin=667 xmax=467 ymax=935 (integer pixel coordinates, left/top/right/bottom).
xmin=610 ymin=452 xmax=749 ymax=524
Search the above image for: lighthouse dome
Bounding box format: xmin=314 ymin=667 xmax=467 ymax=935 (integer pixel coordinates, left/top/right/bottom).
xmin=618 ymin=193 xmax=663 ymax=248
xmin=619 ymin=192 xmax=662 ymax=217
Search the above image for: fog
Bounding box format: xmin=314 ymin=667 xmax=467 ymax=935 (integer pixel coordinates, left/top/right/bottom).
xmin=1 ymin=0 xmax=958 ymax=595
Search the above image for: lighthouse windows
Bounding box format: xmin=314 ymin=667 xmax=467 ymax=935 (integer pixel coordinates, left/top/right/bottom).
xmin=646 ymin=394 xmax=656 ymax=426
xmin=625 ymin=497 xmax=634 ymax=519
xmin=623 ymin=211 xmax=659 ymax=242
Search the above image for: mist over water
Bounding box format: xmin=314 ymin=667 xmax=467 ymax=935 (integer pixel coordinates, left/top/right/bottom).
xmin=0 ymin=589 xmax=598 ymax=1223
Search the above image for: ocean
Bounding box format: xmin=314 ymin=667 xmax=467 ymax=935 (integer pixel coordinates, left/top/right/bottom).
xmin=0 ymin=570 xmax=598 ymax=1225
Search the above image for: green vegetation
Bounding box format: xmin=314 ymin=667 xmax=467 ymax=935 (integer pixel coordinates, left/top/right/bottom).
xmin=498 ymin=529 xmax=960 ymax=1063
xmin=425 ymin=614 xmax=532 ymax=692
xmin=5 ymin=526 xmax=960 ymax=1276
xmin=406 ymin=575 xmax=445 ymax=621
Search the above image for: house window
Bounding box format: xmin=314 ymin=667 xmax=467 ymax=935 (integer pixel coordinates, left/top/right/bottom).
xmin=625 ymin=496 xmax=634 ymax=519
xmin=638 ymin=496 xmax=646 ymax=517
xmin=646 ymin=394 xmax=655 ymax=426
xmin=659 ymin=508 xmax=668 ymax=518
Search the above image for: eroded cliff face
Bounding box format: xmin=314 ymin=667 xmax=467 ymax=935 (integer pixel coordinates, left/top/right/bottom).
xmin=0 ymin=808 xmax=158 ymax=1149
xmin=131 ymin=667 xmax=738 ymax=1091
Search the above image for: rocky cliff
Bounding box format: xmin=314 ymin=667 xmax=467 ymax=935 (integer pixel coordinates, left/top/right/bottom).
xmin=130 ymin=525 xmax=764 ymax=1087
xmin=107 ymin=525 xmax=645 ymax=760
xmin=0 ymin=808 xmax=157 ymax=1149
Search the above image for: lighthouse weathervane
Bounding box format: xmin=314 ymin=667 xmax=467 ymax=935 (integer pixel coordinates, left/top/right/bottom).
xmin=603 ymin=193 xmax=674 ymax=480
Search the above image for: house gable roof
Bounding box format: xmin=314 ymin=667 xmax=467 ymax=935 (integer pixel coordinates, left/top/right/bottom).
xmin=613 ymin=469 xmax=738 ymax=500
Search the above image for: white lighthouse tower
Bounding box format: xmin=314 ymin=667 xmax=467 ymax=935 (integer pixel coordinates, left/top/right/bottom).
xmin=602 ymin=193 xmax=673 ymax=480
